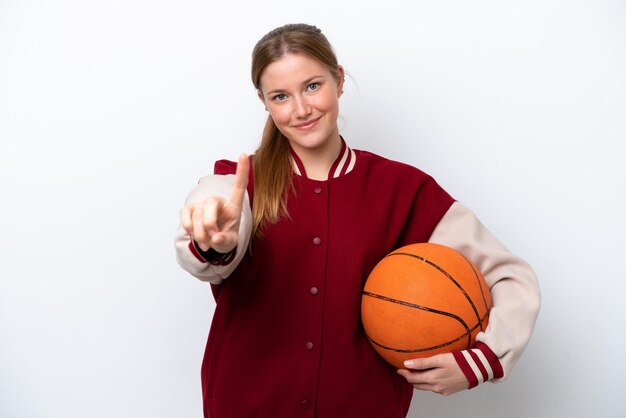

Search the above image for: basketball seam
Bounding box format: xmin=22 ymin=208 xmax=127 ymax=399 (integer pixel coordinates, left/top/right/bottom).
xmin=459 ymin=253 xmax=492 ymax=328
xmin=388 ymin=252 xmax=483 ymax=346
xmin=362 ymin=290 xmax=470 ymax=332
xmin=365 ymin=310 xmax=490 ymax=353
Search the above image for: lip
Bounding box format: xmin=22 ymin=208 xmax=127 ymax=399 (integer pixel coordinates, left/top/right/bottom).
xmin=293 ymin=116 xmax=321 ymax=130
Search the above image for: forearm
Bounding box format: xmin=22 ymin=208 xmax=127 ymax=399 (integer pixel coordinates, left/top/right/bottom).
xmin=428 ymin=202 xmax=541 ymax=384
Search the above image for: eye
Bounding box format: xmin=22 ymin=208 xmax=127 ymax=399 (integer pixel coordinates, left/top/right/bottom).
xmin=307 ymin=82 xmax=320 ymax=92
xmin=272 ymin=93 xmax=287 ymax=102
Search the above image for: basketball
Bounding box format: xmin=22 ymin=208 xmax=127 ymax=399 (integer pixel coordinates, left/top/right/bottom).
xmin=361 ymin=243 xmax=492 ymax=369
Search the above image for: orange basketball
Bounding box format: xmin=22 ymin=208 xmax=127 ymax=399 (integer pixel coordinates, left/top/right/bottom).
xmin=361 ymin=243 xmax=492 ymax=369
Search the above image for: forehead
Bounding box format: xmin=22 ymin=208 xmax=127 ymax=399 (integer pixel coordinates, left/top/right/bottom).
xmin=260 ymin=53 xmax=331 ymax=91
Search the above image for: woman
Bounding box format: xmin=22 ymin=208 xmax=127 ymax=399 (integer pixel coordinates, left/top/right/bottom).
xmin=175 ymin=23 xmax=540 ymax=418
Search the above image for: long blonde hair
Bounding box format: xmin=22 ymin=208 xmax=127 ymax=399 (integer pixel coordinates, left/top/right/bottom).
xmin=250 ymin=24 xmax=341 ymax=239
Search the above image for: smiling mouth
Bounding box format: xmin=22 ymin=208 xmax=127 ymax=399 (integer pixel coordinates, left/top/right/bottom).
xmin=294 ymin=117 xmax=321 ymax=129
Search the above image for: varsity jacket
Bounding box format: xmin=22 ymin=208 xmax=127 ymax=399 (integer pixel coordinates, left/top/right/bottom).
xmin=174 ymin=140 xmax=540 ymax=418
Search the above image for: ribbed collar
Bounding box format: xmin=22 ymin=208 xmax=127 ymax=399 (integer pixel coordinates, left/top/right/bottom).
xmin=288 ymin=137 xmax=357 ymax=180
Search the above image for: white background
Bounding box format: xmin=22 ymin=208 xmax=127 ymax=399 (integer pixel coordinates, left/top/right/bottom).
xmin=1 ymin=0 xmax=625 ymax=417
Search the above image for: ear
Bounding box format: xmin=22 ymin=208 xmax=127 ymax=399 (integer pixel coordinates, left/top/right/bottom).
xmin=257 ymin=89 xmax=267 ymax=108
xmin=336 ymin=65 xmax=345 ymax=97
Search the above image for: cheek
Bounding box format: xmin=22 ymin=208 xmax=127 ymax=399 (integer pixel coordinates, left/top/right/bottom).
xmin=269 ymin=107 xmax=292 ymax=126
xmin=318 ymin=92 xmax=339 ymax=113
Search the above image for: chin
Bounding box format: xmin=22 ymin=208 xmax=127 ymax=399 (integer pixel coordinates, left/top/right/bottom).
xmin=290 ymin=132 xmax=334 ymax=150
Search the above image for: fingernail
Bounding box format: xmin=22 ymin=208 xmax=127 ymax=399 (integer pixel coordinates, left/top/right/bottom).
xmin=404 ymin=360 xmax=413 ymax=368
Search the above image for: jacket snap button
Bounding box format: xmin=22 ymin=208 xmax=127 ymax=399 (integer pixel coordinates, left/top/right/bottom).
xmin=305 ymin=341 xmax=314 ymax=351
xmin=314 ymin=187 xmax=322 ymax=194
xmin=301 ymin=399 xmax=311 ymax=409
xmin=310 ymin=286 xmax=319 ymax=295
xmin=313 ymin=237 xmax=321 ymax=246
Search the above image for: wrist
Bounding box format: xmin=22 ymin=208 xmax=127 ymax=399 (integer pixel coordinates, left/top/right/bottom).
xmin=452 ymin=342 xmax=504 ymax=389
xmin=189 ymin=240 xmax=237 ymax=266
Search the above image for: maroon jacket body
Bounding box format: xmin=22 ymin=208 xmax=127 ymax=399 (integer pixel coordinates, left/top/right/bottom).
xmin=201 ymin=145 xmax=454 ymax=417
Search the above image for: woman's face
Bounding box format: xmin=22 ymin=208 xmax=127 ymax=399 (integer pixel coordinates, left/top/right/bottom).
xmin=258 ymin=53 xmax=344 ymax=155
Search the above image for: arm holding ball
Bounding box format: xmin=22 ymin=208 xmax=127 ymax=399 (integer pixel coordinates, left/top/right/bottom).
xmin=397 ymin=202 xmax=541 ymax=395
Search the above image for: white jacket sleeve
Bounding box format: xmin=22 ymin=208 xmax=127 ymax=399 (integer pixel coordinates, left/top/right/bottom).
xmin=428 ymin=201 xmax=541 ymax=382
xmin=174 ymin=174 xmax=252 ymax=285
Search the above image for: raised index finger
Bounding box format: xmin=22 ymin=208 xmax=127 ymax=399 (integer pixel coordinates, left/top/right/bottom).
xmin=229 ymin=153 xmax=250 ymax=208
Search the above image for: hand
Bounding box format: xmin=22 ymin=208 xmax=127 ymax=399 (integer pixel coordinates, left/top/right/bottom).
xmin=180 ymin=154 xmax=250 ymax=254
xmin=396 ymin=353 xmax=468 ymax=396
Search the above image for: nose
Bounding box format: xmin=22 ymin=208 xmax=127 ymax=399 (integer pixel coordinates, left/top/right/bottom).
xmin=293 ymin=95 xmax=311 ymax=118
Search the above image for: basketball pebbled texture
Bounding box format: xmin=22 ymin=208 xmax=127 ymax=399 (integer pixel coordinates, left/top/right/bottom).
xmin=361 ymin=243 xmax=492 ymax=369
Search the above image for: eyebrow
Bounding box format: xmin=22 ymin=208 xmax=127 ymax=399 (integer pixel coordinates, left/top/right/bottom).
xmin=265 ymin=75 xmax=326 ymax=95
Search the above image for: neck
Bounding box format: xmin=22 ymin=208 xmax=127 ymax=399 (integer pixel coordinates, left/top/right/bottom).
xmin=290 ymin=133 xmax=342 ymax=181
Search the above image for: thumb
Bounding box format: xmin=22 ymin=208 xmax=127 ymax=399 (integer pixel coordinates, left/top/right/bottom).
xmin=403 ymin=356 xmax=438 ymax=370
xmin=209 ymin=231 xmax=238 ymax=254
